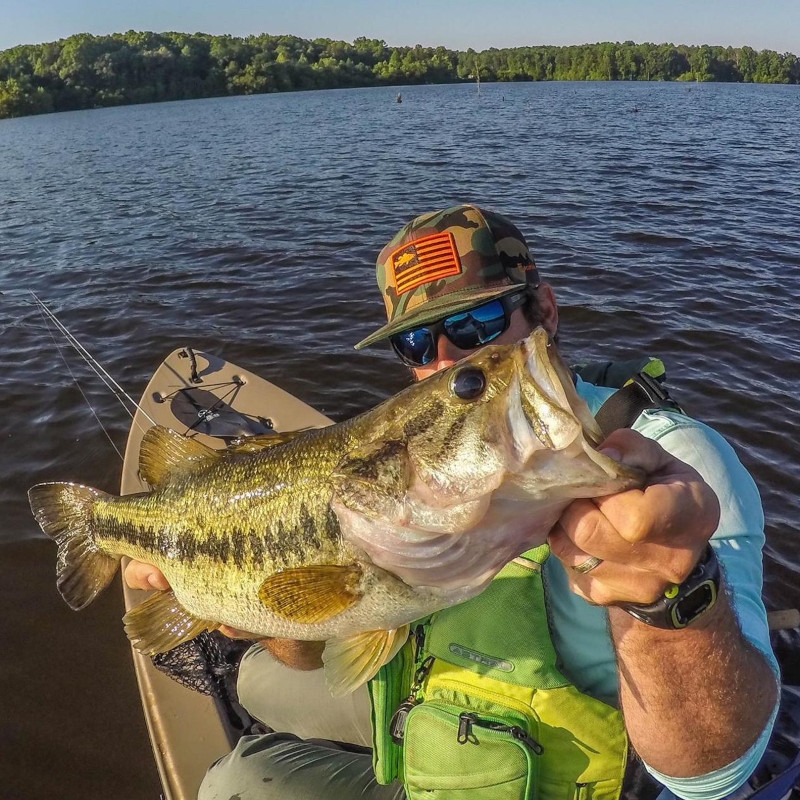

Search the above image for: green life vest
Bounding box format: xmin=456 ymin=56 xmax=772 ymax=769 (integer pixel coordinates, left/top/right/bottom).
xmin=367 ymin=358 xmax=679 ymax=800
xmin=369 ymin=546 xmax=628 ymax=800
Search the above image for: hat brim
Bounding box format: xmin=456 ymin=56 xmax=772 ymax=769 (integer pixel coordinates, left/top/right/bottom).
xmin=354 ymin=284 xmax=525 ymax=350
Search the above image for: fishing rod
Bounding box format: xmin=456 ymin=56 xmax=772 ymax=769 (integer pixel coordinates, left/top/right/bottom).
xmin=30 ymin=291 xmax=157 ymax=459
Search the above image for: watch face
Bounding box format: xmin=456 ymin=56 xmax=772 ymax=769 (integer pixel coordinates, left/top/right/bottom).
xmin=671 ymin=581 xmax=717 ymax=628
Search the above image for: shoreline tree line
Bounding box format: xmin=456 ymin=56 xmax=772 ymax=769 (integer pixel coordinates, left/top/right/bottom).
xmin=1 ymin=31 xmax=798 ymax=119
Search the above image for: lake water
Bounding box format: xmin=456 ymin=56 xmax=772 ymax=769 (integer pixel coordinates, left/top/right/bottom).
xmin=1 ymin=81 xmax=799 ymax=798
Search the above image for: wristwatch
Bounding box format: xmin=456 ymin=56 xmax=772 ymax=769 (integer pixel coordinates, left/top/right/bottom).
xmin=620 ymin=545 xmax=721 ymax=629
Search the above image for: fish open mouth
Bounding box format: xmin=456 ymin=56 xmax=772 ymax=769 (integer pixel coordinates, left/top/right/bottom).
xmin=508 ymin=328 xmax=644 ymax=486
xmin=334 ymin=327 xmax=643 ymax=597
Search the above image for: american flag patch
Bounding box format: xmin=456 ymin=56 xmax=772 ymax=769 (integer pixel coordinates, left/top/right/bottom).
xmin=390 ymin=232 xmax=462 ymax=295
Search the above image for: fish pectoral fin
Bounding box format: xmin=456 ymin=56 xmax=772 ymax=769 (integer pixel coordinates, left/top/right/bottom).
xmin=123 ymin=590 xmax=218 ymax=654
xmin=226 ymin=429 xmax=310 ymax=454
xmin=332 ymin=439 xmax=412 ymax=520
xmin=138 ymin=426 xmax=223 ymax=488
xmin=323 ymin=625 xmax=411 ymax=697
xmin=258 ymin=564 xmax=363 ymax=624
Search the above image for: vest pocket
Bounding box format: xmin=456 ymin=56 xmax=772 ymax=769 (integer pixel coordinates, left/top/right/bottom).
xmin=403 ymin=701 xmax=540 ymax=799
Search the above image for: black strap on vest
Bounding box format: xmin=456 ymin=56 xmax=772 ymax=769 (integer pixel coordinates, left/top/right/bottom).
xmin=594 ymin=371 xmax=684 ymax=438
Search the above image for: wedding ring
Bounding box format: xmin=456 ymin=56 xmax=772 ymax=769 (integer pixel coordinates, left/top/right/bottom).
xmin=572 ymin=555 xmax=603 ymax=574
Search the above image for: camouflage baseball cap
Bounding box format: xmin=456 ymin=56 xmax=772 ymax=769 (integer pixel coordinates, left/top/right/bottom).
xmin=354 ymin=204 xmax=539 ymax=349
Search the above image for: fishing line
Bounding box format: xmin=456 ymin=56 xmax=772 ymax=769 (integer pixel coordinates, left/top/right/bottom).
xmin=29 ymin=292 xmax=157 ymax=457
xmin=37 ymin=307 xmax=125 ymax=460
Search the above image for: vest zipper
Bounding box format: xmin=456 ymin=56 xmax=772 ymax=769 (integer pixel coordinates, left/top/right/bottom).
xmin=388 ymin=624 xmax=434 ymax=745
xmin=457 ymin=712 xmax=544 ymax=755
xmin=573 ymin=782 xmax=591 ymax=800
xmin=434 ymin=675 xmax=545 ymax=726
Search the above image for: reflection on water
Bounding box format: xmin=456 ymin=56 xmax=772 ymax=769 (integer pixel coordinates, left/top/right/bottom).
xmin=1 ymin=82 xmax=798 ymax=797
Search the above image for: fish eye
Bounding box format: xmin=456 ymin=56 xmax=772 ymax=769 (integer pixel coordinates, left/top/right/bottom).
xmin=451 ymin=367 xmax=486 ymax=400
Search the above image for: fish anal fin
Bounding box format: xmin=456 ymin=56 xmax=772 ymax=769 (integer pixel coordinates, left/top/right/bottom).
xmin=123 ymin=590 xmax=218 ymax=654
xmin=138 ymin=426 xmax=222 ymax=488
xmin=28 ymin=482 xmax=119 ymax=610
xmin=258 ymin=564 xmax=363 ymax=624
xmin=323 ymin=625 xmax=411 ymax=697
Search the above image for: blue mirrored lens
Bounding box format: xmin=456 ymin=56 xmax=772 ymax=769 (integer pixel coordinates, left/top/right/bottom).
xmin=390 ymin=294 xmax=522 ymax=367
xmin=443 ymin=299 xmax=507 ymax=347
xmin=391 ymin=327 xmax=436 ymax=366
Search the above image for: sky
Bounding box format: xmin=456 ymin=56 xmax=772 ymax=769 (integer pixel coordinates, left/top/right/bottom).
xmin=0 ymin=0 xmax=798 ymax=54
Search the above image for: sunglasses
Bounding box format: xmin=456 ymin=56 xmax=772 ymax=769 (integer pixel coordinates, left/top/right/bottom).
xmin=390 ymin=290 xmax=530 ymax=368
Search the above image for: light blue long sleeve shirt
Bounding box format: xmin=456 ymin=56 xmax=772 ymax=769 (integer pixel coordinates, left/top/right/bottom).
xmin=546 ymin=378 xmax=780 ymax=800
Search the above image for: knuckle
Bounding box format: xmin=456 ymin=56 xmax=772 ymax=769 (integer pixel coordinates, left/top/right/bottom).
xmin=638 ymin=585 xmax=665 ymax=605
xmin=547 ymin=534 xmax=571 ymax=560
xmin=620 ymin=513 xmax=650 ymax=544
xmin=572 ymin=512 xmax=606 ymax=553
xmin=591 ymin=585 xmax=614 ymax=607
xmin=632 ymin=574 xmax=671 ymax=605
xmin=660 ymin=551 xmax=699 ymax=585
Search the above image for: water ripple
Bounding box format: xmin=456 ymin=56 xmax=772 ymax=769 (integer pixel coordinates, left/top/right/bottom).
xmin=1 ymin=82 xmax=799 ymax=785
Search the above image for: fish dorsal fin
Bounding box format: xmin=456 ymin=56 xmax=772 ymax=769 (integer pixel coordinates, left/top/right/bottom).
xmin=258 ymin=564 xmax=363 ymax=624
xmin=226 ymin=429 xmax=309 ymax=454
xmin=323 ymin=625 xmax=410 ymax=696
xmin=139 ymin=426 xmax=222 ymax=488
xmin=123 ymin=589 xmax=219 ymax=654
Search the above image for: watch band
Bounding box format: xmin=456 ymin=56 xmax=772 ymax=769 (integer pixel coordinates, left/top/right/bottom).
xmin=620 ymin=545 xmax=721 ymax=629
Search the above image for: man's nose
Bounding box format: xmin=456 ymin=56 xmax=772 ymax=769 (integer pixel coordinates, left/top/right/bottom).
xmin=432 ymin=333 xmax=469 ymax=371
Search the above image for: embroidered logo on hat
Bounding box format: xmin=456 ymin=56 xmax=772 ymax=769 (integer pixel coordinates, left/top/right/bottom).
xmin=390 ymin=231 xmax=462 ymax=295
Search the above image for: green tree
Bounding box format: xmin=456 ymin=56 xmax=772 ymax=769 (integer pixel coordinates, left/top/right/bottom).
xmin=1 ymin=33 xmax=798 ymax=120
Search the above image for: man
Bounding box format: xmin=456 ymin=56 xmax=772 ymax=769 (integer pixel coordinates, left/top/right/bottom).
xmin=126 ymin=205 xmax=779 ymax=800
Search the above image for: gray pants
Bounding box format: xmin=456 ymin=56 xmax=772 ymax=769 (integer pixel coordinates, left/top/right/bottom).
xmin=198 ymin=644 xmax=404 ymax=799
xmin=198 ymin=732 xmax=405 ymax=800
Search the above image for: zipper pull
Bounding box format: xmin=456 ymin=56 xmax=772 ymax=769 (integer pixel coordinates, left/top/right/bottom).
xmin=469 ymin=717 xmax=545 ymax=755
xmin=457 ymin=712 xmax=477 ymax=744
xmin=414 ymin=623 xmax=427 ymax=651
xmin=389 ymin=651 xmax=435 ymax=745
xmin=389 ymin=699 xmax=418 ymax=745
xmin=509 ymin=726 xmax=544 ymax=755
xmin=414 ymin=655 xmax=435 ymax=686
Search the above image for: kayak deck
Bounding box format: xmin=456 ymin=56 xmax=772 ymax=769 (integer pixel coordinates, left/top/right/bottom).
xmin=120 ymin=348 xmax=335 ymax=800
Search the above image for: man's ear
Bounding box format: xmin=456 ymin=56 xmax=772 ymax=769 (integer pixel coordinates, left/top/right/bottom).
xmin=536 ymin=282 xmax=559 ymax=338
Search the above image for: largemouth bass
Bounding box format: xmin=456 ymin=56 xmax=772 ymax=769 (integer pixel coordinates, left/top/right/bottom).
xmin=29 ymin=328 xmax=642 ymax=695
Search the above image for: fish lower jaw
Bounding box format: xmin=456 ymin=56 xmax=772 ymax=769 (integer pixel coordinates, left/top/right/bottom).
xmin=412 ymin=578 xmax=493 ymax=607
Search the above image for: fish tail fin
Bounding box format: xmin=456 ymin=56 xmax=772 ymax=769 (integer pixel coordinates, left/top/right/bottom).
xmin=28 ymin=482 xmax=120 ymax=611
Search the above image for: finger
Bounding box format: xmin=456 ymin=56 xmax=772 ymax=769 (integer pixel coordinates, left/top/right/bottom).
xmin=219 ymin=625 xmax=260 ymax=640
xmin=123 ymin=560 xmax=170 ymax=591
xmin=549 ymin=529 xmax=673 ymax=605
xmin=548 ymin=522 xmax=603 ymax=571
xmin=556 ymin=497 xmax=707 ymax=582
xmin=564 ymin=563 xmax=668 ymax=606
xmin=597 ymin=430 xmax=720 ymax=542
xmin=596 ymin=479 xmax=718 ymax=547
xmin=599 ymin=428 xmax=677 ymax=475
xmin=556 ymin=498 xmax=645 ymax=561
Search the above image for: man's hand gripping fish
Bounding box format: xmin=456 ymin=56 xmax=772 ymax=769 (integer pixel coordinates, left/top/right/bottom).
xmin=29 ymin=329 xmax=642 ymax=696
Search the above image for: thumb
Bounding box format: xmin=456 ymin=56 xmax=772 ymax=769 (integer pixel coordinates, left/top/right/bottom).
xmin=599 ymin=428 xmax=675 ymax=475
